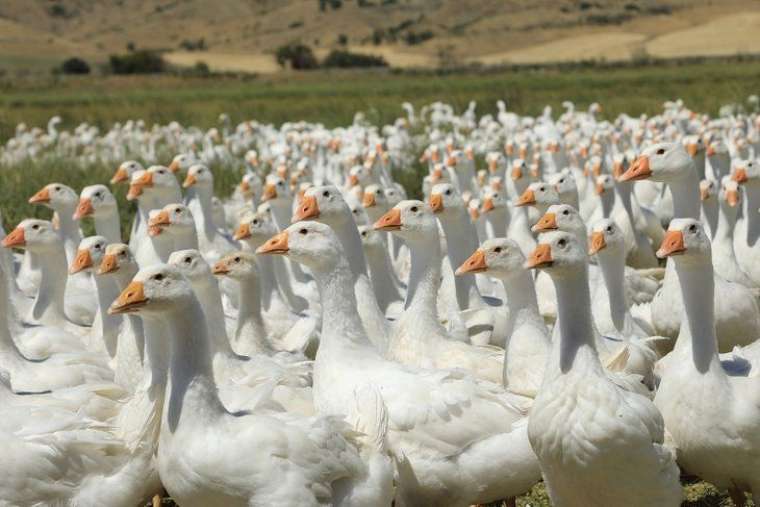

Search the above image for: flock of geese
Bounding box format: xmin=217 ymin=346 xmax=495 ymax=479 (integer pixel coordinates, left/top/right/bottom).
xmin=1 ymin=98 xmax=760 ymax=506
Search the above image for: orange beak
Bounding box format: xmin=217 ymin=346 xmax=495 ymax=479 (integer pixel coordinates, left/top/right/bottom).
xmin=29 ymin=187 xmax=51 ymax=205
xmin=98 ymin=254 xmax=119 ymax=275
xmin=469 ymin=207 xmax=480 ymax=221
xmin=109 ymin=281 xmax=148 ymax=314
xmin=211 ymin=260 xmax=230 ymax=275
xmin=481 ymin=197 xmax=495 ymax=213
xmin=430 ymin=168 xmax=443 ymax=183
xmin=618 ymin=156 xmax=651 ymax=182
xmin=657 ymin=230 xmax=686 ymax=258
xmin=111 ymin=167 xmax=129 ymax=184
xmin=525 ymin=244 xmax=553 ymax=269
xmin=261 ymin=183 xmax=277 ymax=202
xmin=700 ymin=185 xmax=711 ymax=201
xmin=182 ymin=173 xmax=197 ymax=188
xmin=292 ymin=195 xmax=319 ymax=222
xmin=234 ymin=223 xmax=251 ymax=241
xmin=256 ymin=231 xmax=289 ymax=255
xmin=532 ymin=212 xmax=557 ymax=232
xmin=429 ymin=193 xmax=443 ymax=213
xmin=455 ymin=249 xmax=487 ymax=275
xmin=706 ymin=145 xmax=716 ymax=157
xmin=687 ymin=143 xmax=698 ymax=157
xmin=595 ymin=183 xmax=606 ymax=195
xmin=73 ymin=198 xmax=95 ymax=220
xmin=588 ymin=231 xmax=606 ymax=255
xmin=374 ymin=208 xmax=402 ymax=231
xmin=70 ymin=249 xmax=93 ymax=274
xmin=127 ymin=172 xmax=153 ymax=201
xmin=240 ymin=180 xmax=251 ymax=193
xmin=733 ymin=168 xmax=748 ymax=184
xmin=511 ymin=165 xmax=523 ymax=181
xmin=362 ymin=192 xmax=376 ymax=208
xmin=2 ymin=227 xmax=25 ymax=248
xmin=148 ymin=210 xmax=171 ymax=228
xmin=348 ymin=174 xmax=359 ymax=187
xmin=726 ymin=189 xmax=740 ymax=207
xmin=168 ymin=159 xmax=181 ymax=173
xmin=515 ymin=188 xmax=535 ymax=207
xmin=148 ymin=225 xmax=163 ymax=237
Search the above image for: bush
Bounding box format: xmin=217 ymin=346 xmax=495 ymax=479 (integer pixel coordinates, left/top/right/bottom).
xmin=61 ymin=57 xmax=90 ymax=75
xmin=179 ymin=38 xmax=207 ymax=51
xmin=337 ymin=34 xmax=348 ymax=45
xmin=109 ymin=50 xmax=166 ymax=74
xmin=322 ymin=50 xmax=387 ymax=68
xmin=275 ymin=44 xmax=319 ymax=70
xmin=404 ymin=30 xmax=434 ymax=45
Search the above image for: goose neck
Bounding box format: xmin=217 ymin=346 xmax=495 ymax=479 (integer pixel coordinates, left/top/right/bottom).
xmin=365 ymin=245 xmax=402 ymax=312
xmin=673 ymin=259 xmax=720 ymax=373
xmin=192 ymin=278 xmax=236 ymax=357
xmin=701 ymin=200 xmax=719 ymax=239
xmin=92 ymin=274 xmax=122 ymax=358
xmin=187 ymin=188 xmax=217 ymax=240
xmin=94 ymin=213 xmax=122 ymax=244
xmin=501 ymin=270 xmax=541 ymax=319
xmin=403 ymin=233 xmax=442 ymax=320
xmin=715 ymin=204 xmax=736 ymax=242
xmin=742 ymin=182 xmax=760 ymax=243
xmin=235 ymin=276 xmax=274 ymax=355
xmin=597 ymin=249 xmax=628 ymax=332
xmin=439 ymin=210 xmax=481 ymax=308
xmin=331 ymin=216 xmax=369 ymax=279
xmin=668 ymin=173 xmax=700 ymax=220
xmin=550 ymin=263 xmax=600 ymax=374
xmin=29 ymin=247 xmax=68 ymax=325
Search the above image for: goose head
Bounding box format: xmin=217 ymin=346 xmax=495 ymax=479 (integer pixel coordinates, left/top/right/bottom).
xmin=456 ymin=238 xmax=525 ymax=279
xmin=383 ymin=186 xmax=404 ymax=207
xmin=362 ymin=184 xmax=389 ymax=213
xmin=548 ymin=170 xmax=578 ymax=204
xmin=109 ymin=264 xmax=193 ymax=316
xmin=346 ymin=193 xmax=369 ymax=225
xmin=212 ymin=251 xmax=258 ymax=281
xmin=358 ymin=225 xmax=385 ymax=251
xmin=28 ymin=183 xmax=78 ymax=210
xmin=292 ymin=185 xmax=350 ymax=226
xmin=699 ymin=178 xmax=718 ymax=202
xmin=719 ymin=178 xmax=741 ymax=212
xmin=149 ymin=203 xmax=195 ymax=237
xmin=182 ymin=164 xmax=213 ymax=191
xmin=731 ymin=159 xmax=759 ymax=187
xmin=240 ymin=172 xmax=261 ymax=199
xmin=75 ymin=184 xmax=118 ymax=220
xmin=481 ymin=187 xmax=507 ymax=214
xmin=429 ymin=183 xmax=462 ymax=216
xmin=525 ymin=231 xmax=586 ymax=276
xmin=111 ymin=160 xmax=144 ymax=185
xmin=618 ymin=142 xmax=694 ymax=183
xmin=167 ymin=249 xmax=213 ymax=284
xmin=98 ymin=243 xmax=136 ymax=276
xmin=257 ymin=220 xmax=343 ymax=272
xmin=69 ymin=236 xmax=108 ymax=274
xmin=127 ymin=166 xmax=177 ymax=201
xmin=515 ymin=181 xmax=558 ymax=208
xmin=2 ymin=219 xmax=59 ymax=253
xmin=656 ymin=218 xmax=710 ymax=265
xmin=168 ymin=153 xmax=195 ymax=174
xmin=261 ymin=174 xmax=290 ymax=203
xmin=234 ymin=211 xmax=276 ymax=247
xmin=373 ymin=200 xmax=436 ymax=242
xmin=594 ymin=174 xmax=615 ymax=197
xmin=588 ymin=218 xmax=624 ymax=258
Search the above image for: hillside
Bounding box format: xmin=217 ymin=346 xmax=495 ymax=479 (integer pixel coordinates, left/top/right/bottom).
xmin=1 ymin=0 xmax=760 ymax=74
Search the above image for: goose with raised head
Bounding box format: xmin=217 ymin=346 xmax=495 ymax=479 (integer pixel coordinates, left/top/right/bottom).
xmin=732 ymin=160 xmax=760 ymax=286
xmin=480 ymin=187 xmax=510 ymax=239
xmin=620 ymin=142 xmax=760 ymax=350
xmin=182 ymin=164 xmax=238 ymax=263
xmin=699 ymin=178 xmax=720 ymax=240
xmin=525 ymin=231 xmax=682 ymax=507
xmin=457 ymin=238 xmax=550 ymax=397
xmin=109 ymin=264 xmax=394 ymax=507
xmin=712 ymin=178 xmax=753 ymax=287
xmin=293 ymin=185 xmax=390 ymax=352
xmin=373 ymin=201 xmax=503 ymax=383
xmin=148 ymin=203 xmax=199 ymax=251
xmin=259 ymin=221 xmax=541 ymax=506
xmin=111 ymin=160 xmax=145 ymax=250
xmin=357 ymin=225 xmax=405 ymax=317
xmin=75 ymin=184 xmax=122 ymax=243
xmin=654 ymin=219 xmax=760 ymax=505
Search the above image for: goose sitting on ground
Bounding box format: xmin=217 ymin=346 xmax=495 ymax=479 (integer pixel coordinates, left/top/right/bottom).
xmin=525 ymin=231 xmax=682 ymax=507
xmin=654 ymin=219 xmax=760 ymax=505
xmin=258 ymin=221 xmax=541 ymax=506
xmin=373 ymin=201 xmax=503 ymax=383
xmin=457 ymin=239 xmax=550 ymax=397
xmin=109 ymin=264 xmax=394 ymax=507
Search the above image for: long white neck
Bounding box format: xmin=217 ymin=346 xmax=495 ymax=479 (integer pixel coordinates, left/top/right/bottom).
xmin=90 ymin=271 xmax=122 ymax=358
xmin=402 ymin=232 xmax=444 ymax=331
xmin=186 ymin=186 xmax=217 ymax=242
xmin=28 ymin=246 xmax=68 ymax=325
xmin=741 ymin=181 xmax=760 ymax=244
xmin=234 ymin=275 xmax=274 ymax=355
xmin=668 ymin=173 xmax=700 ymax=220
xmin=438 ymin=210 xmax=481 ymax=308
xmin=673 ymin=258 xmax=720 ymax=373
xmin=191 ymin=277 xmax=239 ymax=359
xmin=172 ymin=228 xmax=199 ymax=251
xmin=701 ymin=199 xmax=719 ymax=240
xmin=94 ymin=212 xmax=121 ymax=243
xmin=500 ymin=269 xmax=542 ymax=332
xmin=364 ymin=243 xmax=402 ymax=313
xmin=548 ymin=263 xmax=601 ymax=375
xmin=111 ymin=267 xmax=146 ymax=368
xmin=161 ymin=299 xmax=225 ymax=435
xmin=330 ymin=215 xmax=369 ymax=279
xmin=55 ymin=206 xmax=82 ymax=261
xmin=597 ymin=248 xmax=628 ymax=332
xmin=0 ymin=261 xmax=24 ymax=364
xmin=484 ymin=210 xmax=508 ymax=238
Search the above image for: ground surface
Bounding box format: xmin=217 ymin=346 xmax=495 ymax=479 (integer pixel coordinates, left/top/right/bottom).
xmin=1 ymin=0 xmax=760 ymax=74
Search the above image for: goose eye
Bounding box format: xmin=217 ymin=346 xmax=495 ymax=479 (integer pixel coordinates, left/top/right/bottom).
xmin=175 ymin=208 xmax=182 ymax=213
xmin=410 ymin=206 xmax=419 ymax=213
xmin=559 ymin=178 xmax=565 ymax=183
xmin=562 ymin=209 xmax=569 ymax=215
xmin=322 ymin=191 xmax=329 ymax=197
xmin=299 ymin=228 xmax=308 ymax=235
xmin=153 ymin=274 xmax=164 ymax=281
xmin=234 ymin=256 xmax=241 ymax=262
xmin=158 ymin=170 xmax=165 ymax=174
xmin=445 ymin=189 xmax=452 ymax=195
xmin=558 ymin=238 xmax=567 ymax=247
xmin=95 ymin=192 xmax=102 ymax=199
xmin=252 ymin=219 xmax=259 ymax=225
xmin=32 ymin=224 xmax=40 ymax=230
xmin=689 ymin=224 xmax=697 ymax=233
xmin=494 ymin=247 xmax=502 ymax=253
xmin=656 ymin=148 xmax=665 ymax=155
xmin=606 ymin=226 xmax=613 ymax=232
xmin=361 ymin=231 xmax=367 ymax=237
xmin=54 ymin=186 xmax=61 ymax=191
xmin=539 ymin=186 xmax=545 ymax=192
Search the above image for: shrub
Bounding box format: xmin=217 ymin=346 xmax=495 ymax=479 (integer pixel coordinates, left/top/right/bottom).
xmin=337 ymin=34 xmax=348 ymax=45
xmin=179 ymin=38 xmax=207 ymax=51
xmin=275 ymin=44 xmax=319 ymax=70
xmin=109 ymin=50 xmax=166 ymax=74
xmin=322 ymin=50 xmax=387 ymax=68
xmin=61 ymin=57 xmax=90 ymax=75
xmin=404 ymin=30 xmax=434 ymax=45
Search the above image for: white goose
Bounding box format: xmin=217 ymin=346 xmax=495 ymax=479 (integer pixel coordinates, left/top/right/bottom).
xmin=525 ymin=231 xmax=682 ymax=507
xmin=712 ymin=178 xmax=753 ymax=287
xmin=109 ymin=264 xmax=394 ymax=507
xmin=732 ymin=160 xmax=760 ymax=286
xmin=373 ymin=201 xmax=503 ymax=383
xmin=258 ymin=221 xmax=541 ymax=506
xmin=75 ymin=184 xmax=122 ymax=243
xmin=654 ymin=219 xmax=760 ymax=505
